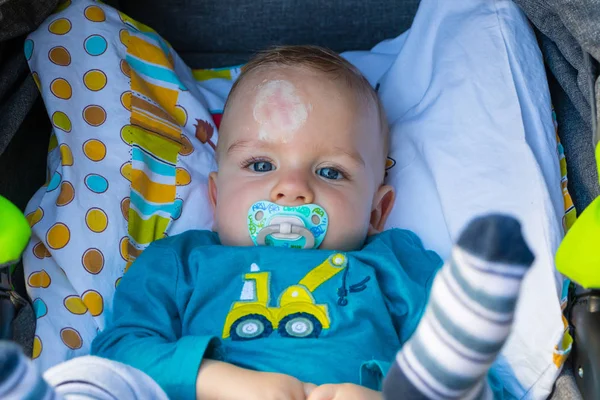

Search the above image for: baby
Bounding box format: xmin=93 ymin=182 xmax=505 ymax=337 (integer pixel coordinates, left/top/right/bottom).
xmin=0 ymin=45 xmax=534 ymax=400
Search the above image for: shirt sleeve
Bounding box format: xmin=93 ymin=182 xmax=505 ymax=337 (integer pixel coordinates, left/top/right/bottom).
xmin=91 ymin=240 xmax=221 ymax=400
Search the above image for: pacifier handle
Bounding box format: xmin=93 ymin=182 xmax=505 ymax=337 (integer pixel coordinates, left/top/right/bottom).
xmin=256 ymin=224 xmax=315 ymax=249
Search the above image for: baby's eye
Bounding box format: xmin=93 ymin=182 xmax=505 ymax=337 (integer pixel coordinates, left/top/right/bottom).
xmin=317 ymin=167 xmax=342 ymax=180
xmin=250 ymin=161 xmax=274 ymax=172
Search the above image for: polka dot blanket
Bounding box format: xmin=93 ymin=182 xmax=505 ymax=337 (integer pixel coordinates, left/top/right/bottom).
xmin=22 ymin=0 xmax=236 ymax=370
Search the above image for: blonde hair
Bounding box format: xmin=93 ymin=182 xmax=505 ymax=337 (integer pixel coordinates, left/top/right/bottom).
xmin=224 ymin=45 xmax=389 ymax=154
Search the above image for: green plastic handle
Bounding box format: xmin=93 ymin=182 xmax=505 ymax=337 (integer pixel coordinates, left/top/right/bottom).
xmin=0 ymin=196 xmax=32 ymax=268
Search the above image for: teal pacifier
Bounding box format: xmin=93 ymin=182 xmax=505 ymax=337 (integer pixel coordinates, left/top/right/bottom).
xmin=247 ymin=201 xmax=328 ymax=249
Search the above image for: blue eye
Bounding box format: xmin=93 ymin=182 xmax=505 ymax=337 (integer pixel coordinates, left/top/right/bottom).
xmin=317 ymin=167 xmax=342 ymax=180
xmin=250 ymin=161 xmax=274 ymax=172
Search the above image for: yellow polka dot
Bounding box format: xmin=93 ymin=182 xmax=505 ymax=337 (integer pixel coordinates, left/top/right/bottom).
xmin=60 ymin=144 xmax=73 ymax=166
xmin=120 ymin=125 xmax=135 ymax=145
xmin=82 ymin=290 xmax=104 ymax=317
xmin=48 ymin=46 xmax=71 ymax=66
xmin=32 ymin=336 xmax=42 ymax=359
xmin=57 ymin=181 xmax=75 ymax=206
xmin=60 ymin=328 xmax=82 ymax=349
xmin=26 ymin=207 xmax=43 ymax=227
xmin=119 ymin=29 xmax=130 ymax=47
xmin=124 ymin=260 xmax=133 ymax=274
xmin=83 ymin=139 xmax=106 ymax=161
xmin=84 ymin=5 xmax=106 ymax=22
xmin=85 ymin=208 xmax=108 ymax=233
xmin=176 ymin=167 xmax=191 ymax=186
xmin=28 ymin=270 xmax=51 ymax=288
xmin=82 ymin=105 xmax=107 ymax=126
xmin=120 ymin=91 xmax=132 ymax=111
xmin=48 ymin=133 xmax=58 ymax=153
xmin=64 ymin=295 xmax=88 ymax=315
xmin=115 ymin=277 xmax=122 ymax=288
xmin=48 ymin=18 xmax=72 ymax=35
xmin=83 ymin=69 xmax=107 ymax=91
xmin=119 ymin=236 xmax=129 ymax=261
xmin=179 ymin=135 xmax=193 ymax=156
xmin=46 ymin=223 xmax=70 ymax=250
xmin=52 ymin=111 xmax=71 ymax=132
xmin=53 ymin=0 xmax=71 ymax=13
xmin=32 ymin=72 xmax=41 ymax=91
xmin=120 ymin=162 xmax=132 ymax=182
xmin=50 ymin=78 xmax=72 ymax=100
xmin=173 ymin=105 xmax=188 ymax=126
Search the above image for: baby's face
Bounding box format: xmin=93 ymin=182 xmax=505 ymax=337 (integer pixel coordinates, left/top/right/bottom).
xmin=209 ymin=66 xmax=393 ymax=251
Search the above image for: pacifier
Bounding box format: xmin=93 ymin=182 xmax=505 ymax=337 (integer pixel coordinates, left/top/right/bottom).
xmin=247 ymin=201 xmax=328 ymax=249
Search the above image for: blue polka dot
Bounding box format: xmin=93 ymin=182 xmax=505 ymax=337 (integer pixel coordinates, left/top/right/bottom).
xmin=172 ymin=198 xmax=183 ymax=220
xmin=24 ymin=39 xmax=34 ymax=60
xmin=47 ymin=172 xmax=61 ymax=192
xmin=84 ymin=35 xmax=107 ymax=56
xmin=85 ymin=174 xmax=109 ymax=193
xmin=33 ymin=298 xmax=47 ymax=319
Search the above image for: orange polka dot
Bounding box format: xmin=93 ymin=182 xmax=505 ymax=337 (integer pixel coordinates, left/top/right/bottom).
xmin=179 ymin=135 xmax=194 ymax=156
xmin=52 ymin=111 xmax=72 ymax=132
xmin=84 ymin=5 xmax=106 ymax=22
xmin=32 ymin=336 xmax=42 ymax=359
xmin=32 ymin=72 xmax=41 ymax=91
xmin=82 ymin=248 xmax=104 ymax=274
xmin=120 ymin=59 xmax=131 ymax=78
xmin=26 ymin=207 xmax=44 ymax=227
xmin=121 ymin=197 xmax=130 ymax=221
xmin=82 ymin=290 xmax=103 ymax=317
xmin=56 ymin=181 xmax=75 ymax=206
xmin=82 ymin=105 xmax=106 ymax=126
xmin=33 ymin=242 xmax=51 ymax=259
xmin=176 ymin=167 xmax=191 ymax=186
xmin=28 ymin=270 xmax=51 ymax=288
xmin=64 ymin=295 xmax=88 ymax=315
xmin=60 ymin=328 xmax=82 ymax=349
xmin=82 ymin=139 xmax=106 ymax=161
xmin=48 ymin=46 xmax=71 ymax=66
xmin=60 ymin=144 xmax=73 ymax=166
xmin=50 ymin=78 xmax=72 ymax=100
xmin=85 ymin=208 xmax=108 ymax=233
xmin=120 ymin=91 xmax=132 ymax=111
xmin=46 ymin=223 xmax=70 ymax=250
xmin=124 ymin=261 xmax=133 ymax=274
xmin=119 ymin=236 xmax=129 ymax=261
xmin=120 ymin=162 xmax=132 ymax=182
xmin=48 ymin=18 xmax=72 ymax=35
xmin=119 ymin=29 xmax=130 ymax=46
xmin=83 ymin=69 xmax=107 ymax=91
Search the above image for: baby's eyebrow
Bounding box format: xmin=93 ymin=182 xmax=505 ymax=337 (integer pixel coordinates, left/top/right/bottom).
xmin=332 ymin=146 xmax=365 ymax=167
xmin=227 ymin=139 xmax=266 ymax=154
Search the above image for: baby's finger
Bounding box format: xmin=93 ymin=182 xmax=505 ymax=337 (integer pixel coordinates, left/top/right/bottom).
xmin=303 ymin=382 xmax=317 ymax=397
xmin=307 ymin=384 xmax=336 ymax=400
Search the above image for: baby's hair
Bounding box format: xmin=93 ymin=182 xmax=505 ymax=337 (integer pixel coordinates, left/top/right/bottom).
xmin=225 ymin=45 xmax=389 ymax=155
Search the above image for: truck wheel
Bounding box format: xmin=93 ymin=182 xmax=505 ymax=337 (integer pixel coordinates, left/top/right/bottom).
xmin=278 ymin=312 xmax=322 ymax=338
xmin=230 ymin=314 xmax=273 ymax=340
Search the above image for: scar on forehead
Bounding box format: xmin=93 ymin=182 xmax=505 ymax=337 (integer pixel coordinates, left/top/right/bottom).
xmin=253 ymin=80 xmax=311 ymax=143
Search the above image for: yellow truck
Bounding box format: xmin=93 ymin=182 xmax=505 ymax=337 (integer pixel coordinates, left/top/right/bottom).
xmin=222 ymin=253 xmax=348 ymax=340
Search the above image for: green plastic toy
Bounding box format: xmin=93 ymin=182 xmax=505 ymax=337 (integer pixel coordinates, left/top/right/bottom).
xmin=0 ymin=196 xmax=31 ymax=273
xmin=556 ymin=143 xmax=600 ymax=288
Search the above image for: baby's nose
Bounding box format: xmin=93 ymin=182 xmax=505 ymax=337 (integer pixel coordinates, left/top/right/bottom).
xmin=270 ymin=176 xmax=315 ymax=205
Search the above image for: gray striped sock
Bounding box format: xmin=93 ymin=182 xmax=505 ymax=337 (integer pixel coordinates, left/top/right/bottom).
xmin=384 ymin=215 xmax=534 ymax=400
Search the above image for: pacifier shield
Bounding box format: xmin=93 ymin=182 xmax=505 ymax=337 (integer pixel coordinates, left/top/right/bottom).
xmin=247 ymin=201 xmax=328 ymax=249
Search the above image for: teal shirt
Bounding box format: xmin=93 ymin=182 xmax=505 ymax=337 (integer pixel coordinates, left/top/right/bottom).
xmin=91 ymin=229 xmax=442 ymax=400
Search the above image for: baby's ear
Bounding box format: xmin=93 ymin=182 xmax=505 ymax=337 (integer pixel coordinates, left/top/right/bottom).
xmin=208 ymin=171 xmax=218 ymax=219
xmin=369 ymin=184 xmax=395 ymax=235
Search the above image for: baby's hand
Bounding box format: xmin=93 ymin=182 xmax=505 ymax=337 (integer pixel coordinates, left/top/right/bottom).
xmin=307 ymin=383 xmax=382 ymax=400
